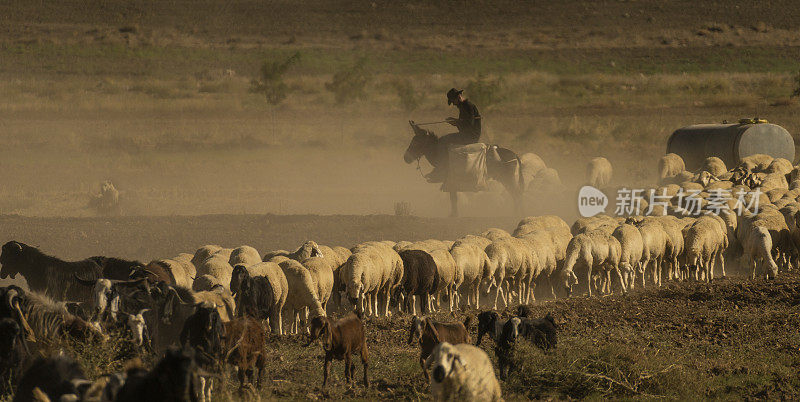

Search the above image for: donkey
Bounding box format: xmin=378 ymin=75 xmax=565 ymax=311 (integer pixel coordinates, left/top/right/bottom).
xmin=403 ymin=121 xmax=524 ymax=217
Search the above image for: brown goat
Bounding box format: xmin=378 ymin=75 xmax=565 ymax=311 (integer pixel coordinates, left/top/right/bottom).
xmin=307 ymin=311 xmax=368 ymax=388
xmin=407 ymin=315 xmax=472 ymax=380
xmin=223 ymin=317 xmax=267 ymax=391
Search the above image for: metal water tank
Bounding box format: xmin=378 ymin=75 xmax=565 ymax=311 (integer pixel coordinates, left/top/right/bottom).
xmin=667 ymin=121 xmax=795 ymax=170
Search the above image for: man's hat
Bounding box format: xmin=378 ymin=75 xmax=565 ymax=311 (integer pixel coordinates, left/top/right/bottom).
xmin=446 ymin=88 xmax=463 ymax=105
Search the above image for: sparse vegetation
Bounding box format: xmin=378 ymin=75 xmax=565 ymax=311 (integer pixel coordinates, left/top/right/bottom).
xmin=325 ymin=58 xmax=372 ymax=105
xmin=466 ymin=73 xmax=504 ymax=110
xmin=392 ymin=79 xmax=424 ymax=113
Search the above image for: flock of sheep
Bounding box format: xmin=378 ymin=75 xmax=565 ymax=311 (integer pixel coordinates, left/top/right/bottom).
xmin=3 ymin=150 xmax=800 ymax=401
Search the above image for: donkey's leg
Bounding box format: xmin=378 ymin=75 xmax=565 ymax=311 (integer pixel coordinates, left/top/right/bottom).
xmin=449 ymin=192 xmax=459 ymax=217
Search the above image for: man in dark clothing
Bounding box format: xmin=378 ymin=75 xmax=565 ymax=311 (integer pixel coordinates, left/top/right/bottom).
xmin=443 ymin=88 xmax=481 ymax=146
xmin=420 ymin=88 xmax=483 ymax=184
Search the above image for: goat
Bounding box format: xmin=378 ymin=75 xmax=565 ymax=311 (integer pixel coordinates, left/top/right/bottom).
xmin=115 ymin=347 xmax=203 ymax=402
xmin=407 ymin=316 xmax=471 ymax=380
xmin=307 ymin=311 xmax=368 ymax=388
xmin=13 ymin=352 xmax=88 ymax=402
xmin=495 ymin=317 xmax=521 ymax=380
xmin=520 ymin=313 xmax=558 ymax=350
xmin=179 ymin=303 xmax=224 ymax=402
xmin=223 ymin=317 xmax=267 ymax=391
xmin=0 ymin=318 xmax=28 ymax=395
xmin=475 ymin=310 xmax=507 ymax=346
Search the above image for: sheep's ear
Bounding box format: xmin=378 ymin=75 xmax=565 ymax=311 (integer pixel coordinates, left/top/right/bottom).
xmin=453 ymin=354 xmax=466 ymax=369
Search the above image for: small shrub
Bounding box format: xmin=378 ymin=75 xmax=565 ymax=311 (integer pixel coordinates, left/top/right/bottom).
xmin=325 ymin=58 xmax=372 ymax=104
xmin=392 ymin=79 xmax=424 ymax=113
xmin=466 ymin=73 xmax=504 ymax=109
xmin=249 ymin=52 xmax=301 ymax=106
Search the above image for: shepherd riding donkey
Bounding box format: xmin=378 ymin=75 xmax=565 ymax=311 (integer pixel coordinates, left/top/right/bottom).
xmin=403 ymin=88 xmax=524 ymax=217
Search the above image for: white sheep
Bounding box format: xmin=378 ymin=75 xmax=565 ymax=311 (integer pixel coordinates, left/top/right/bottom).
xmin=228 ymin=245 xmax=261 ymax=268
xmin=191 ymin=244 xmax=224 ymax=272
xmin=561 ymin=229 xmax=621 ymax=297
xmin=244 ymin=261 xmax=288 ymax=334
xmin=195 ymin=254 xmax=234 ymax=291
xmin=301 ymin=257 xmax=334 ymax=311
xmin=627 ymin=218 xmax=667 ymax=288
xmin=512 ymin=215 xmax=571 ymax=237
xmin=658 ymin=153 xmax=685 ymax=182
xmin=683 ymin=215 xmax=727 ymax=282
xmin=343 ymin=241 xmax=403 ymax=317
xmin=701 ymin=157 xmax=727 ymax=177
xmin=278 ymin=259 xmax=325 ymax=334
xmin=424 ymin=342 xmax=502 ymax=402
xmin=612 ymin=223 xmax=643 ymax=291
xmin=450 ymin=235 xmax=490 ymax=309
xmin=586 ymin=157 xmax=613 ymax=188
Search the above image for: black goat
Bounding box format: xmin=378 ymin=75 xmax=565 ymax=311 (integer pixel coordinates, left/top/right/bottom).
xmin=0 ymin=241 xmax=101 ymax=302
xmin=115 ymin=347 xmax=202 ymax=402
xmin=0 ymin=318 xmax=27 ymax=395
xmin=13 ymin=353 xmax=88 ymax=402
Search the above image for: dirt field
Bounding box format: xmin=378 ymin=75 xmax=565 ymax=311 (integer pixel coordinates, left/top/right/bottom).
xmin=3 ymin=0 xmax=800 ymax=400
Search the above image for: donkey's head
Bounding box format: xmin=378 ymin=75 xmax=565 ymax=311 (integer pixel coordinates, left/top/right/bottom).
xmin=404 ymin=121 xmax=438 ymax=164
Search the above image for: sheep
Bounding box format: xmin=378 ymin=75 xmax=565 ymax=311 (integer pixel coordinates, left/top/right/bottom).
xmin=517 ymin=229 xmax=562 ymax=300
xmin=627 ymin=218 xmax=668 ymax=288
xmin=271 ymin=241 xmax=324 ymax=262
xmin=228 ymin=246 xmax=261 ymax=268
xmin=407 ymin=316 xmax=472 ymax=381
xmin=520 ymin=152 xmax=546 ymax=182
xmin=396 ymin=249 xmax=439 ymax=315
xmin=741 ymin=154 xmax=774 ymax=171
xmin=278 ymin=259 xmax=325 ymax=334
xmin=307 ymin=311 xmax=369 ymax=388
xmin=586 ymin=157 xmax=613 ymax=188
xmin=192 ymin=274 xmax=221 ymax=292
xmin=527 ymin=167 xmax=564 ymax=195
xmin=512 ymin=215 xmax=571 ymax=237
xmin=425 ymin=342 xmax=502 ymax=402
xmin=450 ymin=235 xmax=491 ymax=309
xmin=195 ymin=255 xmax=234 ymax=291
xmin=766 ymin=158 xmax=793 ymax=175
xmin=611 ymin=224 xmax=644 ymax=290
xmin=401 ymin=242 xmax=455 ymax=312
xmin=483 ymin=237 xmax=536 ymax=308
xmin=701 ymin=157 xmax=727 ymax=177
xmin=191 ymin=245 xmax=222 ymax=268
xmin=301 ymin=256 xmax=334 ymax=311
xmin=223 ymin=317 xmax=267 ymax=391
xmin=342 ymin=242 xmax=403 ymax=317
xmin=561 ymin=230 xmax=622 ymax=297
xmin=742 ymin=224 xmax=780 ymax=279
xmin=244 ymin=261 xmax=287 ymax=334
xmin=213 ymin=248 xmax=234 ymax=261
xmin=480 ymin=228 xmax=511 ymax=241
xmin=644 ymin=216 xmax=685 ymax=282
xmin=145 ymin=258 xmax=193 ymax=289
xmin=658 ymin=153 xmax=685 ymax=182
xmin=683 ymin=216 xmax=727 ymax=282
xmin=393 ymin=241 xmax=412 ymax=252
xmin=571 ymin=214 xmax=618 ymax=236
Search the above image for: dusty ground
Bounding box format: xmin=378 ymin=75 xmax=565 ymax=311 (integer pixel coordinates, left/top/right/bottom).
xmin=2 ymin=0 xmax=800 ymax=399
